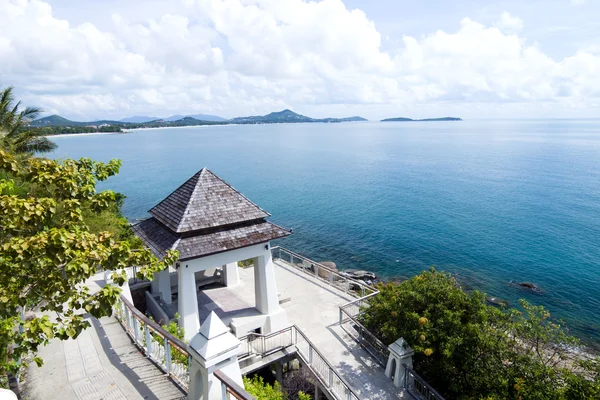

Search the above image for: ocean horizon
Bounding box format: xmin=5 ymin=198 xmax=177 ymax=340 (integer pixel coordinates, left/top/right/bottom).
xmin=48 ymin=120 xmax=600 ymax=348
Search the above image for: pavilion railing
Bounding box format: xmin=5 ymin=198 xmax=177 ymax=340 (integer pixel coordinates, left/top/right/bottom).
xmin=239 ymin=325 xmax=360 ymax=400
xmin=114 ymin=295 xmax=256 ymax=400
xmin=271 ymin=246 xmax=377 ymax=298
xmin=403 ymin=363 xmax=446 ymax=400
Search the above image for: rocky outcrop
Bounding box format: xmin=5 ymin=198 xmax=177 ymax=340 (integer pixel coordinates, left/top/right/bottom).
xmin=317 ymin=261 xmax=337 ymax=279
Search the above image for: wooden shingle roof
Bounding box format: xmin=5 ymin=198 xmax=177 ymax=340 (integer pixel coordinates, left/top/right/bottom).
xmin=132 ymin=218 xmax=291 ymax=260
xmin=149 ymin=168 xmax=270 ymax=233
xmin=134 ymin=168 xmax=291 ymax=260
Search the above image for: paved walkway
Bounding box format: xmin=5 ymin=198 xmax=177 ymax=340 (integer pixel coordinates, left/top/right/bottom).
xmin=22 ymin=276 xmax=185 ymax=400
xmin=235 ymin=261 xmax=406 ymax=399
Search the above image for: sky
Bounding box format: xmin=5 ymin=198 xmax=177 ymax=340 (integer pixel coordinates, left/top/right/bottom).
xmin=1 ymin=0 xmax=599 ymax=121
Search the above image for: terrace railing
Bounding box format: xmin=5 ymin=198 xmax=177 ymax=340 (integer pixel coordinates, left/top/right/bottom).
xmin=338 ymin=295 xmax=390 ymax=367
xmin=272 ymin=246 xmax=390 ymax=368
xmin=114 ymin=295 xmax=255 ymax=400
xmin=272 ymin=246 xmax=377 ymax=298
xmin=270 ymin=247 xmax=443 ymax=398
xmin=403 ymin=363 xmax=446 ymax=400
xmin=239 ymin=325 xmax=360 ymax=400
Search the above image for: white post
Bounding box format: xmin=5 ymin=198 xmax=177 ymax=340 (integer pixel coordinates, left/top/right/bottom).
xmin=179 ymin=266 xmax=200 ymax=342
xmin=222 ymin=262 xmax=239 ymax=287
xmin=187 ymin=312 xmax=243 ymax=400
xmin=386 ymin=338 xmax=414 ymax=388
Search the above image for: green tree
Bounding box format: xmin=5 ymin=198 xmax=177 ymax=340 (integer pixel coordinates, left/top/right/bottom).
xmin=0 ymin=86 xmax=56 ymax=154
xmin=360 ymin=268 xmax=600 ymax=399
xmin=0 ymin=148 xmax=177 ymax=380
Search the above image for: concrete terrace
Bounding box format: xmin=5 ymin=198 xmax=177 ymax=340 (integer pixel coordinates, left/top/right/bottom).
xmin=24 ymin=260 xmax=404 ymax=400
xmin=191 ymin=259 xmax=404 ymax=399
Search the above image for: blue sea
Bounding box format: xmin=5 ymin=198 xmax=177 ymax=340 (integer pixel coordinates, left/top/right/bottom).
xmin=48 ymin=121 xmax=600 ymax=346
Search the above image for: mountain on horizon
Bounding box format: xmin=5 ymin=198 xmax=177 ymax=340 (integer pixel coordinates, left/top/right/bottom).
xmin=164 ymin=113 xmax=226 ymax=122
xmin=121 ymin=114 xmax=226 ymax=123
xmin=31 ymin=115 xmax=123 ymax=127
xmin=120 ymin=116 xmax=160 ymax=123
xmin=30 ymin=110 xmax=367 ymax=129
xmin=230 ymin=109 xmax=367 ymax=124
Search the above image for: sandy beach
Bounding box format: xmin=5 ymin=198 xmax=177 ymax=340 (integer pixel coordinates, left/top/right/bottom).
xmin=46 ymin=131 xmax=125 ymax=139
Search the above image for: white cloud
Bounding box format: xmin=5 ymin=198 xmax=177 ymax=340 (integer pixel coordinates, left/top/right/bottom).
xmin=0 ymin=0 xmax=599 ymax=119
xmin=495 ymin=11 xmax=524 ymax=33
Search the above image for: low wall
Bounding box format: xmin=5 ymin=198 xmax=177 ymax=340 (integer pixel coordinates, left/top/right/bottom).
xmin=145 ymin=291 xmax=170 ymax=325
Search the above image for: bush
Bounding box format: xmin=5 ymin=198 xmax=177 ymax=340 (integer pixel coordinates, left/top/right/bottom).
xmin=360 ymin=268 xmax=600 ymax=399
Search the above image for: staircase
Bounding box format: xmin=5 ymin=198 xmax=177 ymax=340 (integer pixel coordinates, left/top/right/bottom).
xmin=238 ymin=325 xmax=360 ymax=400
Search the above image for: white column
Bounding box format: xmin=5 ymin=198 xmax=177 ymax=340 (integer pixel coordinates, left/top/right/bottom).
xmin=178 ymin=267 xmax=200 ymax=342
xmin=253 ymin=250 xmax=281 ymax=315
xmin=151 ymin=272 xmax=160 ymax=296
xmin=222 ymin=262 xmax=239 ymax=287
xmin=158 ymin=268 xmax=172 ymax=304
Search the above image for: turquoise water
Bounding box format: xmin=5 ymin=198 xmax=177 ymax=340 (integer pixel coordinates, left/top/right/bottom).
xmin=49 ymin=121 xmax=600 ymax=346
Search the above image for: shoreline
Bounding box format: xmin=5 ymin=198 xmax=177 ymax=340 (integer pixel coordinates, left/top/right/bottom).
xmin=46 ymin=131 xmax=124 ymax=138
xmin=123 ymin=124 xmax=236 ymax=132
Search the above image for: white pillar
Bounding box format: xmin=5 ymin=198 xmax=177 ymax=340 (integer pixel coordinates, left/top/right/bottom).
xmin=179 ymin=266 xmax=200 ymax=342
xmin=253 ymin=246 xmax=289 ymax=333
xmin=222 ymin=263 xmax=239 ymax=287
xmin=151 ymin=272 xmax=159 ymax=296
xmin=158 ymin=268 xmax=172 ymax=304
xmin=187 ymin=312 xmax=243 ymax=400
xmin=253 ymin=250 xmax=280 ymax=315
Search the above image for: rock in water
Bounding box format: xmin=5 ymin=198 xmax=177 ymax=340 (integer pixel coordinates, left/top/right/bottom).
xmin=317 ymin=261 xmax=337 ymax=279
xmin=519 ymin=282 xmax=539 ymax=290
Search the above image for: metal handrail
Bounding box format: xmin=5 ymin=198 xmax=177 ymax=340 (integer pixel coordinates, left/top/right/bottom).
xmin=239 ymin=326 xmax=295 ymax=359
xmin=339 ymin=306 xmax=390 ymax=367
xmin=214 ymin=370 xmax=256 ymax=400
xmin=272 ymin=246 xmax=378 ymax=298
xmin=115 ymin=294 xmax=256 ymax=400
xmin=403 ymin=363 xmax=446 ymax=400
xmin=338 ymin=292 xmax=380 ymax=321
xmin=239 ymin=325 xmax=360 ymax=400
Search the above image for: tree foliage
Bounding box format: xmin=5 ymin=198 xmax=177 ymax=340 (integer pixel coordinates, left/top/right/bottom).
xmin=360 ymin=268 xmax=600 ymax=399
xmin=0 ymin=86 xmax=56 ymax=154
xmin=243 ymin=375 xmax=311 ymax=400
xmin=244 ymin=376 xmax=286 ymax=400
xmin=0 ymin=148 xmax=177 ymax=377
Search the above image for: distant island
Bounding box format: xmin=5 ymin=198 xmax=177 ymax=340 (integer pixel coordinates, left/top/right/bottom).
xmin=30 ymin=109 xmax=368 ymax=135
xmin=381 ymin=117 xmax=462 ymax=122
xmin=229 ymin=109 xmax=367 ymax=124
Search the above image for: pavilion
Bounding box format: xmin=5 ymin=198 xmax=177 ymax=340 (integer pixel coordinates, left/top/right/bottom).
xmin=132 ymin=168 xmax=292 ymax=341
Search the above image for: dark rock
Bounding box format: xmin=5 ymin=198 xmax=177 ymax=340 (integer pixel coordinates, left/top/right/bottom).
xmin=519 ymin=282 xmax=539 ymax=291
xmin=486 ymin=297 xmax=509 ymax=308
